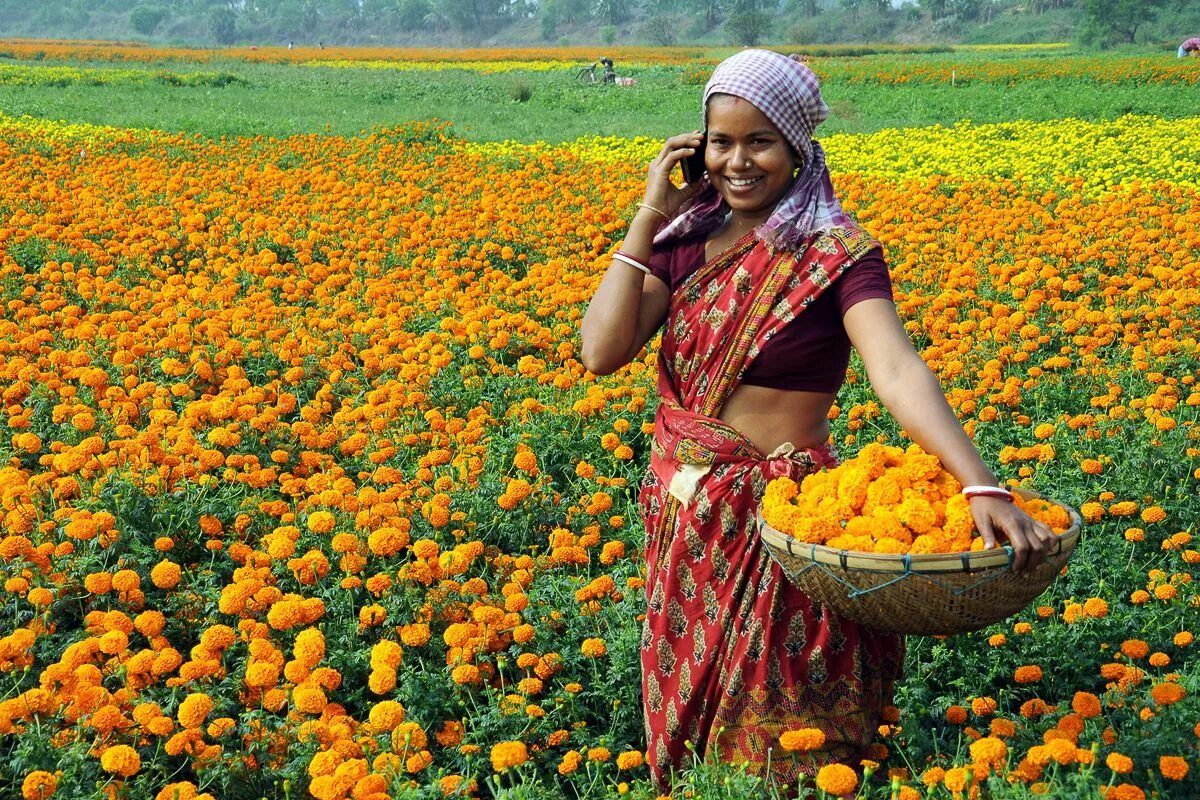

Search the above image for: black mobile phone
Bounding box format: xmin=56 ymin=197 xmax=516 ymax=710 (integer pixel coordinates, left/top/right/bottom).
xmin=681 ymin=135 xmax=706 ymax=184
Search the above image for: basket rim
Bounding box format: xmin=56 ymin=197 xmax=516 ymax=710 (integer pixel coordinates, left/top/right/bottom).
xmin=759 ymin=487 xmax=1082 ymax=575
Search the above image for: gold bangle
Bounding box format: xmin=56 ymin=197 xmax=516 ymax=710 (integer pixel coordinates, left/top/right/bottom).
xmin=637 ymin=202 xmax=671 ymax=221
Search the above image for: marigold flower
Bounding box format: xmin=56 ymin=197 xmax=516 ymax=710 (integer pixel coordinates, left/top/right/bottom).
xmin=1014 ymin=665 xmax=1043 ymax=683
xmin=100 ymin=744 xmax=141 ymax=777
xmin=21 ymin=771 xmax=57 ymax=800
xmin=779 ymin=727 xmax=826 ymax=752
xmin=489 ymin=740 xmax=528 ymax=772
xmin=1159 ymin=755 xmax=1188 ymax=781
xmin=815 ymin=763 xmax=858 ymax=796
xmin=1105 ymin=752 xmax=1133 ymax=774
xmin=1150 ymin=682 xmax=1185 ymax=706
xmin=616 ymin=750 xmax=644 ymax=770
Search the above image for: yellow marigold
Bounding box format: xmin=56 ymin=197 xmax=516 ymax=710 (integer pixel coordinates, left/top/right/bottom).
xmin=1083 ymin=597 xmax=1109 ymax=618
xmin=616 ymin=750 xmax=644 ymax=770
xmin=815 ymin=763 xmax=858 ymax=796
xmin=779 ymin=727 xmax=826 ymax=752
xmin=100 ymin=744 xmax=141 ymax=777
xmin=580 ymin=638 xmax=607 ymax=657
xmin=489 ymin=740 xmax=528 ymax=772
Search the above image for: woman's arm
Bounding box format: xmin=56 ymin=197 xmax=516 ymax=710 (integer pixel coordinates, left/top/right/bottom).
xmin=580 ymin=209 xmax=671 ymax=375
xmin=843 ymin=298 xmax=1058 ymax=573
xmin=581 ymin=131 xmax=704 ymax=375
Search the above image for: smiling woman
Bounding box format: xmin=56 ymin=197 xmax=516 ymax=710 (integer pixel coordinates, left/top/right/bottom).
xmin=580 ymin=48 xmax=1058 ymax=791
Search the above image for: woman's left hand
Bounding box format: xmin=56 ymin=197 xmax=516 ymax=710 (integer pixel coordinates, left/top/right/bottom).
xmin=969 ymin=497 xmax=1059 ymax=575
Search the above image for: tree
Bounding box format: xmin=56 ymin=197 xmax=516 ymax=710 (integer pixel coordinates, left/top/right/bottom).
xmin=129 ymin=4 xmax=167 ymax=35
xmin=1079 ymin=0 xmax=1167 ymax=46
xmin=724 ymin=10 xmax=769 ymax=44
xmin=209 ymin=6 xmax=237 ymax=43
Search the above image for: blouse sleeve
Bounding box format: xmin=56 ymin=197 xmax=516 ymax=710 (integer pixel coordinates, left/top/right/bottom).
xmin=835 ymin=247 xmax=893 ymax=316
xmin=647 ymin=244 xmax=673 ymax=289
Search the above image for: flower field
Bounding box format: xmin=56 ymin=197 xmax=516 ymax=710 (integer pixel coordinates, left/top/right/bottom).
xmin=1 ymin=51 xmax=1198 ymax=800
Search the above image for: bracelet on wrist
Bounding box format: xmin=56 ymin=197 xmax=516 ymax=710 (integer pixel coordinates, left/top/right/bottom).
xmin=961 ymin=485 xmax=1015 ymax=502
xmin=637 ymin=202 xmax=671 ymax=222
xmin=612 ymin=251 xmax=650 ymax=275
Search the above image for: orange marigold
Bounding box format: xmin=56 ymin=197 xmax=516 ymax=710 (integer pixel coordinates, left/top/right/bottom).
xmin=490 ymin=740 xmax=529 ymax=772
xmin=815 ymin=763 xmax=858 ymax=797
xmin=1159 ymin=755 xmax=1188 ymax=781
xmin=779 ymin=727 xmax=826 ymax=752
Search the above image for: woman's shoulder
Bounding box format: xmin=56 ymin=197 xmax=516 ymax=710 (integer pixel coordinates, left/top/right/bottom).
xmin=811 ymin=225 xmax=881 ymax=264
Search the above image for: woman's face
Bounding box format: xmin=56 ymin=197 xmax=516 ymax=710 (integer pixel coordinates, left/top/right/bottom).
xmin=704 ymin=94 xmax=801 ymax=222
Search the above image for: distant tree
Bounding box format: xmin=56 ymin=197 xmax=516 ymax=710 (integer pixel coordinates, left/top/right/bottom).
xmin=694 ymin=0 xmax=725 ymax=29
xmin=639 ymin=13 xmax=677 ymax=45
xmin=129 ymin=4 xmax=168 ymax=35
xmin=396 ymin=0 xmax=431 ymax=30
xmin=210 ymin=6 xmax=237 ymax=43
xmin=594 ymin=0 xmax=629 ymax=26
xmin=918 ymin=0 xmax=948 ymax=20
xmin=724 ymin=10 xmax=770 ymax=44
xmin=840 ymin=0 xmax=864 ymax=19
xmin=1079 ymin=0 xmax=1166 ymax=46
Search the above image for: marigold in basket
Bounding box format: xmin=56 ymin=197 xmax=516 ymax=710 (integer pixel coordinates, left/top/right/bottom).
xmin=761 ymin=443 xmax=1071 ymax=554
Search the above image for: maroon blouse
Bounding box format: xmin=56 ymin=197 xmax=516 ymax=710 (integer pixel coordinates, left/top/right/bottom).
xmin=648 ymin=235 xmax=893 ymax=393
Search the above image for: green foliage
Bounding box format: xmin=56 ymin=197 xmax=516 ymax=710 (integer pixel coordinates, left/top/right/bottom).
xmin=723 ymin=11 xmax=771 ymax=46
xmin=209 ymin=6 xmax=237 ymax=45
xmin=639 ymin=15 xmax=678 ymax=46
xmin=128 ymin=4 xmax=167 ymax=36
xmin=509 ymin=80 xmax=534 ymax=103
xmin=1078 ymin=0 xmax=1169 ymax=47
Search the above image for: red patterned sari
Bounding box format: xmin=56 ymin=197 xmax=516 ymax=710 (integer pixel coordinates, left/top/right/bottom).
xmin=639 ymin=227 xmax=904 ymax=787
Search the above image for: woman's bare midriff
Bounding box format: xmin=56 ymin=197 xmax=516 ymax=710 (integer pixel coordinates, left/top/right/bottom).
xmin=718 ymin=383 xmax=835 ymax=455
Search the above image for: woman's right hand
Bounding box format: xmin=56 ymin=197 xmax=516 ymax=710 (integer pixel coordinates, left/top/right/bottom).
xmin=644 ymin=131 xmax=705 ymax=217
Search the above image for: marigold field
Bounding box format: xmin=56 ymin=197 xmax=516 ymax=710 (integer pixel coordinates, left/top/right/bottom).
xmin=0 ymin=45 xmax=1198 ymax=800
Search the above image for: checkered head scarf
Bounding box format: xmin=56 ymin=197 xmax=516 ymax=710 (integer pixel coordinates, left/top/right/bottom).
xmin=654 ymin=49 xmax=857 ymax=253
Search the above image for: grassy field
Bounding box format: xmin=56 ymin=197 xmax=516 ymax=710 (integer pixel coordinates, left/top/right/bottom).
xmin=0 ymin=43 xmax=1197 ymax=800
xmin=0 ymin=47 xmax=1195 ymax=141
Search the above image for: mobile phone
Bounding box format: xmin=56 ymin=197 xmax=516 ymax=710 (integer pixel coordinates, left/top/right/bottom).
xmin=681 ymin=135 xmax=706 ymax=184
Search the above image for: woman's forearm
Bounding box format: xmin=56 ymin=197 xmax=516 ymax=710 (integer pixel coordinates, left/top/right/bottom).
xmin=871 ymin=355 xmax=999 ymax=487
xmin=580 ymin=208 xmax=666 ymax=374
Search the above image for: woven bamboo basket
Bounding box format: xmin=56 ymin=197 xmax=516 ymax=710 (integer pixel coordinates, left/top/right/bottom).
xmin=758 ymin=489 xmax=1082 ymax=636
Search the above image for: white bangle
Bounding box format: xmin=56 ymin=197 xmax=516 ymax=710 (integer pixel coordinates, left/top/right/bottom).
xmin=612 ymin=252 xmax=650 ymax=275
xmin=961 ymin=485 xmax=1015 ymax=502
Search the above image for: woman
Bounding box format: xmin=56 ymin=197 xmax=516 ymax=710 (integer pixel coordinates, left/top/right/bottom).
xmin=580 ymin=50 xmax=1056 ymax=788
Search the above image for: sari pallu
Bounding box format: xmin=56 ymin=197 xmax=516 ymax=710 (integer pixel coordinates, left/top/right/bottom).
xmin=639 ymin=227 xmax=904 ymax=787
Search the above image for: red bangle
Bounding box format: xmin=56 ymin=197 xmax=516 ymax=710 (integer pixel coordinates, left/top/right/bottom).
xmin=961 ymin=485 xmax=1015 ymax=502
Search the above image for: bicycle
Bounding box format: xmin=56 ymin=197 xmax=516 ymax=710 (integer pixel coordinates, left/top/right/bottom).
xmin=575 ymin=62 xmax=617 ymax=85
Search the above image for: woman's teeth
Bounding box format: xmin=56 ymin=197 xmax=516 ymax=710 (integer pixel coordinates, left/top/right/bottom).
xmin=728 ymin=177 xmax=761 ymax=187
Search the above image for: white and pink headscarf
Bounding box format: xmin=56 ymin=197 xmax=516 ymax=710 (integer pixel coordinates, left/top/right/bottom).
xmin=655 ymin=48 xmax=859 ymax=253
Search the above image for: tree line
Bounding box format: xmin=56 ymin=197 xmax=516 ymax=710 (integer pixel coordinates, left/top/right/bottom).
xmin=0 ymin=0 xmax=1191 ymax=48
